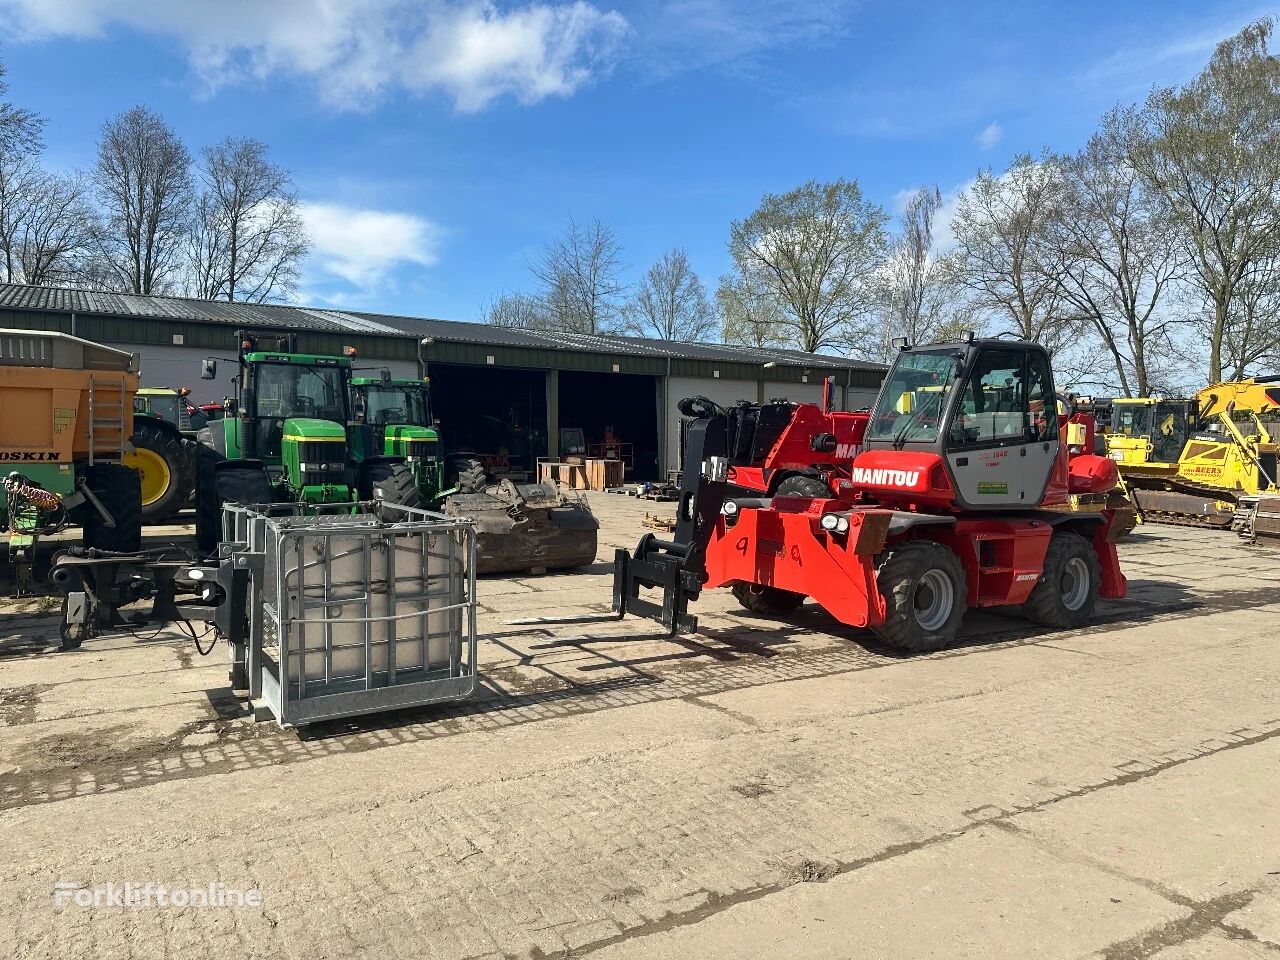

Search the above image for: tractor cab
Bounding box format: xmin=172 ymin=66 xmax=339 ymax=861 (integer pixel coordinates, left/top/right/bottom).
xmin=859 ymin=338 xmax=1064 ymax=510
xmin=349 ymin=375 xmax=446 ymax=502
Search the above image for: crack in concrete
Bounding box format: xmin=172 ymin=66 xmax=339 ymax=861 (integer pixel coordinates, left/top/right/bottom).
xmin=1098 ymin=889 xmax=1259 ymax=959
xmin=566 ymin=725 xmax=1280 ymax=958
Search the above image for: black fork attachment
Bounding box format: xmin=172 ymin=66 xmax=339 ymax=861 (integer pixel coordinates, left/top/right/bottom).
xmin=612 ymin=398 xmax=730 ymax=635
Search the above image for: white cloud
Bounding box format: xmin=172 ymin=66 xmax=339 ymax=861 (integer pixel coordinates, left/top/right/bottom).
xmin=0 ymin=0 xmax=629 ymax=111
xmin=976 ymin=121 xmax=1002 ymax=150
xmin=301 ymin=202 xmax=440 ymax=289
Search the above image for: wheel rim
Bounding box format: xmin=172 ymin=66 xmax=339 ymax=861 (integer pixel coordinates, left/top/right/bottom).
xmin=124 ymin=447 xmax=172 ymax=507
xmin=1060 ymin=556 xmax=1091 ymax=611
xmin=913 ymin=568 xmax=954 ymax=632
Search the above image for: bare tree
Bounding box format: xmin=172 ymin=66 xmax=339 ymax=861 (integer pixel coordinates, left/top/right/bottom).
xmin=92 ymin=106 xmax=192 ymax=294
xmin=865 ymin=186 xmax=972 ymax=360
xmin=14 ymin=170 xmax=96 ymax=286
xmin=728 ymin=179 xmax=888 ymax=353
xmin=0 ymin=58 xmax=43 ymax=157
xmin=483 ymin=290 xmax=550 ymax=330
xmin=187 ymin=137 xmax=308 ymax=302
xmin=528 ymin=217 xmax=626 ymax=334
xmin=716 ymin=272 xmax=789 ymax=348
xmin=1050 ymin=113 xmax=1186 ymax=396
xmin=1129 ymin=18 xmax=1280 ymax=383
xmin=0 ymin=152 xmax=37 ymax=283
xmin=621 ymin=247 xmax=716 ymax=342
xmin=949 ymin=154 xmax=1076 ymax=351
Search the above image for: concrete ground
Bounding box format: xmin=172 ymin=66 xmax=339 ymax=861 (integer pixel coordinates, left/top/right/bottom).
xmin=0 ymin=491 xmax=1277 ymax=960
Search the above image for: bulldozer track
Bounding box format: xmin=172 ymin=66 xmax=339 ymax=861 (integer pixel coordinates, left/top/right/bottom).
xmin=1125 ymin=475 xmax=1241 ymax=529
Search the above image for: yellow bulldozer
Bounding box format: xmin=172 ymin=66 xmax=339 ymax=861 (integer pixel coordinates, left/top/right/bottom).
xmin=1102 ymin=377 xmax=1280 ymax=527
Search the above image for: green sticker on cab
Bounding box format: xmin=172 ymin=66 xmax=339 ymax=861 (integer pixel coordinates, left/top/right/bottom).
xmin=977 ymin=482 xmax=1008 ymax=495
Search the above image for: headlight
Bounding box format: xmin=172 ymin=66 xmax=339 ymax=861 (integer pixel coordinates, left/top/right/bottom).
xmin=820 ymin=513 xmax=849 ymax=533
xmin=722 ymin=500 xmax=739 ymax=516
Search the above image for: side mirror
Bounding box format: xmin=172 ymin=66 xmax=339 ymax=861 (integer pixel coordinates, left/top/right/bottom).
xmin=201 ymin=358 xmax=217 ymax=380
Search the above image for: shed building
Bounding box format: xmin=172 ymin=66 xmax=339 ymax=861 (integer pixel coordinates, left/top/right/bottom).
xmin=0 ymin=284 xmax=886 ymax=480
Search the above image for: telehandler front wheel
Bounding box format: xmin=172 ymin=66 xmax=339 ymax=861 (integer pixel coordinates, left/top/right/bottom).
xmin=1021 ymin=531 xmax=1100 ymax=629
xmin=732 ymin=582 xmax=806 ymax=615
xmin=873 ymin=541 xmax=967 ymax=653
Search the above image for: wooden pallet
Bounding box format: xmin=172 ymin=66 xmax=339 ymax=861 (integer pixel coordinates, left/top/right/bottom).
xmin=642 ymin=512 xmax=677 ymax=532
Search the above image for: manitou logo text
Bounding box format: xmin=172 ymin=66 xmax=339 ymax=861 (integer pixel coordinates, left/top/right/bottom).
xmin=835 ymin=443 xmax=860 ymax=459
xmin=850 ymin=467 xmax=920 ymax=487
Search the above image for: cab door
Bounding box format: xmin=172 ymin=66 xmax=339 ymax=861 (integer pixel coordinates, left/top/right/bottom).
xmin=943 ymin=346 xmax=1058 ymax=508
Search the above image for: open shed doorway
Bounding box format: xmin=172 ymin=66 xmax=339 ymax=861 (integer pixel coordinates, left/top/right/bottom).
xmin=428 ymin=363 xmax=548 ymax=480
xmin=558 ymin=371 xmax=660 ymax=481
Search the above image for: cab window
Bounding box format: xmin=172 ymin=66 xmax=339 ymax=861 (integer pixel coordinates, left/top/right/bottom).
xmin=948 ymin=349 xmax=1029 ymax=447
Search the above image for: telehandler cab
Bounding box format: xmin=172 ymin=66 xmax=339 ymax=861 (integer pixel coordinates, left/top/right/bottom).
xmin=562 ymin=336 xmax=1129 ymax=652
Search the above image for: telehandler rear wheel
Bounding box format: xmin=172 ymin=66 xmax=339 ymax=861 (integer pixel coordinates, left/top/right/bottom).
xmin=1021 ymin=531 xmax=1100 ymax=629
xmin=873 ymin=541 xmax=966 ymax=653
xmin=732 ymin=582 xmax=806 ymax=615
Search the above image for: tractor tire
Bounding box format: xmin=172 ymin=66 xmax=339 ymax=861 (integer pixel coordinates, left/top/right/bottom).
xmin=732 ymin=582 xmax=806 ymax=615
xmin=774 ymin=474 xmax=829 ymax=498
xmin=873 ymin=540 xmax=967 ymax=653
xmin=1020 ymin=531 xmax=1100 ymax=629
xmin=453 ymin=457 xmax=487 ymax=495
xmin=366 ymin=461 xmax=424 ymax=509
xmin=196 ymin=456 xmax=274 ymax=557
xmin=81 ymin=463 xmax=143 ymax=554
xmin=126 ymin=419 xmax=188 ymax=523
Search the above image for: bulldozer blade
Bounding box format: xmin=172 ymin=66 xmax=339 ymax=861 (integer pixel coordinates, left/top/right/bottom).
xmin=445 ymin=483 xmax=599 ymax=575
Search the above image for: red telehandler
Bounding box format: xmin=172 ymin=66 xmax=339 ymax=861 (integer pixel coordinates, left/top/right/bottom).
xmin=593 ymin=336 xmax=1128 ymax=653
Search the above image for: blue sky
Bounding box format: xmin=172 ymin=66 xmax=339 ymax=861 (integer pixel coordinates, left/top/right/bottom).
xmin=0 ymin=0 xmax=1271 ymax=322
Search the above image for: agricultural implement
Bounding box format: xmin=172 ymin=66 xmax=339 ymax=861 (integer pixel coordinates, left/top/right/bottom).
xmin=0 ymin=328 xmax=143 ymax=593
xmin=534 ymin=336 xmax=1129 ymax=651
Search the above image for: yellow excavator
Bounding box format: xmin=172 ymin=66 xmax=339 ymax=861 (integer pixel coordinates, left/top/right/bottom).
xmin=1102 ymin=377 xmax=1280 ymax=527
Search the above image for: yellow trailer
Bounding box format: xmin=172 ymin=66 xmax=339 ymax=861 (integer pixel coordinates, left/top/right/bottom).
xmin=0 ymin=328 xmax=144 ymax=591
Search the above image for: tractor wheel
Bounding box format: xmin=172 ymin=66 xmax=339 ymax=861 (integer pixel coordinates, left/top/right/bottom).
xmin=453 ymin=457 xmax=487 ymax=495
xmin=125 ymin=420 xmax=189 ymax=523
xmin=196 ymin=456 xmax=273 ymax=557
xmin=774 ymin=474 xmax=829 ymax=498
xmin=732 ymin=582 xmax=806 ymax=615
xmin=1021 ymin=531 xmax=1100 ymax=629
xmin=81 ymin=463 xmax=143 ymax=553
xmin=368 ymin=461 xmax=424 ymax=509
xmin=873 ymin=541 xmax=967 ymax=653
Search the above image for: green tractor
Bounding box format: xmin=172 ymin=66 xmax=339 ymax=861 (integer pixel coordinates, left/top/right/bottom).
xmin=348 ymin=368 xmax=598 ymax=574
xmin=350 ymin=374 xmax=481 ymax=503
xmin=194 ymin=332 xmax=420 ymax=554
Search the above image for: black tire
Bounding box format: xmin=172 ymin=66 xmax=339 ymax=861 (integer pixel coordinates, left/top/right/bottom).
xmin=732 ymin=581 xmax=806 ymax=615
xmin=453 ymin=457 xmax=487 ymax=495
xmin=81 ymin=463 xmax=142 ymax=553
xmin=130 ymin=418 xmax=190 ymax=523
xmin=369 ymin=461 xmax=424 ymax=509
xmin=873 ymin=541 xmax=967 ymax=653
xmin=774 ymin=474 xmax=829 ymax=498
xmin=1021 ymin=531 xmax=1100 ymax=628
xmin=196 ymin=456 xmax=274 ymax=557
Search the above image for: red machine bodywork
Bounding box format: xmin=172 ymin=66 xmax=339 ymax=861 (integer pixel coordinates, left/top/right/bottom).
xmin=706 ymin=409 xmax=1127 ymax=630
xmin=727 ymin=404 xmax=870 ymax=496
